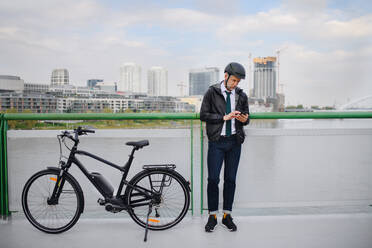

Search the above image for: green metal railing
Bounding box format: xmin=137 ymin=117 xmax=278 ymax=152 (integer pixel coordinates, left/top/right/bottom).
xmin=1 ymin=111 xmax=372 ymax=217
xmin=2 ymin=113 xmax=199 ymax=120
xmin=0 ymin=113 xmax=198 ymax=217
xmin=0 ymin=116 xmax=8 ymax=217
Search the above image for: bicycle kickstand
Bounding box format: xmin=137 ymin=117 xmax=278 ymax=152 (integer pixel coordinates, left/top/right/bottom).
xmin=144 ymin=203 xmax=153 ymax=242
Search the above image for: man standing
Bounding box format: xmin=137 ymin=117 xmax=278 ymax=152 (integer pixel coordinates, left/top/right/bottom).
xmin=200 ymin=62 xmax=250 ymax=232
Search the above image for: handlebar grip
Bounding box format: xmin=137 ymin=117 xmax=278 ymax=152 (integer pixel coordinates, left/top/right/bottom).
xmin=84 ymin=129 xmax=95 ymax=133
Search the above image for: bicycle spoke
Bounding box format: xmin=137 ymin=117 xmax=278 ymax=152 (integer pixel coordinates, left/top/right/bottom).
xmin=23 ymin=171 xmax=81 ymax=233
xmin=128 ymin=170 xmax=189 ymax=230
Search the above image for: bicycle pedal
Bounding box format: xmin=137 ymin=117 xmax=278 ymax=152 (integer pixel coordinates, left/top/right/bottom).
xmin=97 ymin=198 xmax=106 ymax=205
xmin=105 ymin=203 xmax=127 ymax=213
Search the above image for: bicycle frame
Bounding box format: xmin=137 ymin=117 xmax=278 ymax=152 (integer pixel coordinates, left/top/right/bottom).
xmin=53 ymin=139 xmax=156 ymax=208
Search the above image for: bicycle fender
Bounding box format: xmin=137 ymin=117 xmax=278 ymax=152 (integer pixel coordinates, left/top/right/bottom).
xmin=169 ymin=169 xmax=192 ymax=193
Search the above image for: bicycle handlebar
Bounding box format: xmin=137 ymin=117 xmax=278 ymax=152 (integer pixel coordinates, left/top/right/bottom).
xmin=83 ymin=129 xmax=95 ymax=133
xmin=74 ymin=126 xmax=95 ymax=135
xmin=59 ymin=127 xmax=95 ymax=141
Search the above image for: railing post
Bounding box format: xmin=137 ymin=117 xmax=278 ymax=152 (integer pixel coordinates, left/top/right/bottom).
xmin=0 ymin=115 xmax=9 ymax=217
xmin=200 ymin=120 xmax=204 ymax=215
xmin=190 ymin=119 xmax=194 ymax=215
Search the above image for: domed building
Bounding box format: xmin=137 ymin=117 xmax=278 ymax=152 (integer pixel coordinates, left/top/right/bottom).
xmin=51 ymin=69 xmax=69 ymax=86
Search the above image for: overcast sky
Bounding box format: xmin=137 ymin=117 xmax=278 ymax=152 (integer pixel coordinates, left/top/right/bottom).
xmin=1 ymin=0 xmax=371 ymax=107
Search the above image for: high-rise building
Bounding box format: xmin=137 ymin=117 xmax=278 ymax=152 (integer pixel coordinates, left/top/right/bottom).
xmin=87 ymin=79 xmax=103 ymax=89
xmin=51 ymin=69 xmax=69 ymax=86
xmin=253 ymin=57 xmax=276 ymax=99
xmin=189 ymin=67 xmax=219 ymax=96
xmin=147 ymin=66 xmax=168 ymax=96
xmin=119 ymin=63 xmax=142 ymax=93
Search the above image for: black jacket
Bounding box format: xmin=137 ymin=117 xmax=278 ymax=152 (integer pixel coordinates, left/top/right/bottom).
xmin=200 ymin=82 xmax=250 ymax=144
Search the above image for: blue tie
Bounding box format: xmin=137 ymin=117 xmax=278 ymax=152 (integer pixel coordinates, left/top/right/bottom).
xmin=225 ymin=91 xmax=231 ymax=136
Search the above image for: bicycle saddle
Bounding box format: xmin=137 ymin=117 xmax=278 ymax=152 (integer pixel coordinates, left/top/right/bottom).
xmin=125 ymin=140 xmax=149 ymax=148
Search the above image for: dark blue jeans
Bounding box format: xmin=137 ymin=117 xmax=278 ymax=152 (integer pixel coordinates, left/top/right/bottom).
xmin=207 ymin=135 xmax=242 ymax=212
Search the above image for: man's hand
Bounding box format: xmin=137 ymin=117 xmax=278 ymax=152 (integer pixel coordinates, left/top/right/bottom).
xmin=223 ymin=111 xmax=241 ymax=121
xmin=236 ymin=113 xmax=249 ymax=123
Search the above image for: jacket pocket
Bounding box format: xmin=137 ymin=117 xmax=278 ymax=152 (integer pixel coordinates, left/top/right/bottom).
xmin=207 ymin=123 xmax=222 ymax=140
xmin=236 ymin=128 xmax=246 ymax=144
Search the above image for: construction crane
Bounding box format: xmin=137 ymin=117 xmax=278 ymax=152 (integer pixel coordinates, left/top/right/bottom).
xmin=276 ymin=46 xmax=288 ymax=94
xmin=248 ymin=53 xmax=252 ymax=96
xmin=177 ymin=82 xmax=187 ymax=96
xmin=279 ymin=82 xmax=285 ymax=94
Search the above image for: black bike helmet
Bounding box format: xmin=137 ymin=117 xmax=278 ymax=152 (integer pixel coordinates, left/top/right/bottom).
xmin=224 ymin=62 xmax=246 ymax=79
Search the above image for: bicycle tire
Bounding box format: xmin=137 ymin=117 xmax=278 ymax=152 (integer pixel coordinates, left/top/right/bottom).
xmin=22 ymin=168 xmax=84 ymax=234
xmin=125 ymin=169 xmax=190 ymax=231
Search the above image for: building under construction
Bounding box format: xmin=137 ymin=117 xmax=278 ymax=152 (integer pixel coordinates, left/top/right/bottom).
xmin=253 ymin=56 xmax=277 ymax=99
xmin=250 ymin=57 xmax=285 ymax=112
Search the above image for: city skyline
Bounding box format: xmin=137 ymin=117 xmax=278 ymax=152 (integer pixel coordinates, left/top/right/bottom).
xmin=1 ymin=0 xmax=371 ymax=107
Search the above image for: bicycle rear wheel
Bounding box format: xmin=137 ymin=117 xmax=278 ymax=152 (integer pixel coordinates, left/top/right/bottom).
xmin=22 ymin=169 xmax=84 ymax=234
xmin=125 ymin=169 xmax=190 ymax=230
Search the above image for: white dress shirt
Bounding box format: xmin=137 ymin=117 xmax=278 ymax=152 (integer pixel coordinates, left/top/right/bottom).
xmin=220 ymin=82 xmax=236 ymax=135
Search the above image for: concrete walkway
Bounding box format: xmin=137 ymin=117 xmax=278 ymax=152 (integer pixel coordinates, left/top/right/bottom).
xmin=1 ymin=213 xmax=372 ymax=248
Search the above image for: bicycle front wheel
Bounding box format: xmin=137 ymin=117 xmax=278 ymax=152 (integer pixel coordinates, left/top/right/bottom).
xmin=125 ymin=169 xmax=190 ymax=230
xmin=22 ymin=169 xmax=84 ymax=234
